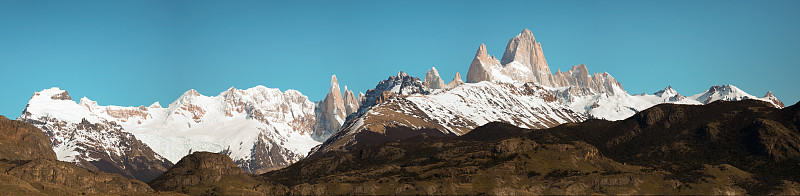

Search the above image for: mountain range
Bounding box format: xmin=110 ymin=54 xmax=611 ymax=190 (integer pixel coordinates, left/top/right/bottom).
xmin=3 ymin=99 xmax=798 ymax=194
xmin=4 ymin=29 xmax=791 ymax=194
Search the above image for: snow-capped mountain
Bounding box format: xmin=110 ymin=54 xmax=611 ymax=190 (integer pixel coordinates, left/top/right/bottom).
xmin=313 ymin=28 xmax=785 ymax=154
xmin=19 ymin=85 xmax=319 ymax=176
xmin=568 ymin=84 xmax=786 ymax=121
xmin=18 ymin=88 xmax=172 ymax=182
xmin=314 ymin=72 xmax=585 ymax=153
xmin=466 ymin=29 xmax=624 ymax=97
xmin=463 ymin=29 xmax=783 ymax=121
xmin=690 ymin=84 xmax=784 ymax=108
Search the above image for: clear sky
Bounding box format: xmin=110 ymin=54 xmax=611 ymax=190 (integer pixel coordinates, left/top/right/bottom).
xmin=1 ymin=0 xmax=798 ymax=118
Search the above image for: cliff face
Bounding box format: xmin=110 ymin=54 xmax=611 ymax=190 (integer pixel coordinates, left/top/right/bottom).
xmin=259 ymin=100 xmax=800 ymax=195
xmin=313 ymin=75 xmax=357 ymax=141
xmin=18 ymin=85 xmax=319 ymax=178
xmin=424 ymin=67 xmax=446 ymax=89
xmin=0 ymin=116 xmax=56 ymax=160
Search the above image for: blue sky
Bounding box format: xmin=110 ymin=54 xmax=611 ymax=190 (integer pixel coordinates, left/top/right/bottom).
xmin=1 ymin=0 xmax=798 ymax=118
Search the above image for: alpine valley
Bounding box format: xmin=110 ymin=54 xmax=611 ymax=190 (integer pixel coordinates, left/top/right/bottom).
xmin=3 ymin=29 xmax=796 ymax=195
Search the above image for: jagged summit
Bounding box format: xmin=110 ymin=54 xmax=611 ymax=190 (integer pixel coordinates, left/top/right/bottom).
xmin=331 ymin=74 xmax=339 ymax=86
xmin=466 ymin=29 xmax=623 ymax=95
xmin=424 ymin=67 xmax=445 ymax=89
xmin=19 ymin=85 xmax=318 ymax=177
xmin=445 ymin=72 xmax=464 ymax=89
xmin=452 ymin=72 xmax=463 ymax=83
xmin=654 ymin=85 xmax=679 ymax=97
xmin=501 ymin=28 xmax=544 ymax=67
xmin=763 ymin=91 xmax=785 ymax=108
xmin=765 ymin=91 xmax=775 ymax=97
xmin=342 ymin=85 xmax=360 ymax=117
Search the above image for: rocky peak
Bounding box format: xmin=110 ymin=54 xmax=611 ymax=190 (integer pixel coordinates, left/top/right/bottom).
xmin=78 ymin=97 xmax=97 ymax=107
xmin=467 ymin=43 xmax=501 ymax=83
xmin=356 ymin=72 xmax=429 ymax=115
xmin=51 ymin=91 xmax=72 ymax=100
xmin=466 ymin=29 xmax=627 ymax=96
xmin=331 ymin=74 xmax=340 ymax=86
xmin=445 ymin=72 xmax=465 ymax=89
xmin=476 ymin=43 xmax=489 ymax=60
xmin=654 ymin=85 xmax=679 ymax=97
xmin=313 ymin=75 xmax=348 ymax=141
xmin=710 ymin=85 xmax=748 ymax=99
xmin=763 ymin=91 xmax=785 ymax=108
xmin=0 ymin=115 xmax=57 ymax=160
xmin=149 ymin=101 xmax=162 ymax=108
xmin=30 ymin=87 xmax=69 ymax=100
xmin=765 ymin=91 xmax=776 ymax=98
xmin=424 ymin=67 xmax=446 ymax=89
xmin=342 ymin=86 xmax=360 ymax=115
xmin=453 ymin=72 xmax=463 ymax=82
xmin=221 ymin=86 xmax=239 ymax=97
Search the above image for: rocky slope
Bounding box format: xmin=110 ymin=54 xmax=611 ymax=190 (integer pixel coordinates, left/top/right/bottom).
xmin=0 ymin=116 xmax=154 ymax=195
xmin=18 ymin=85 xmax=319 ymax=178
xmin=52 ymin=98 xmax=795 ymax=195
xmin=445 ymin=72 xmax=464 ymax=89
xmin=312 ymin=28 xmax=784 ymax=157
xmin=149 ymin=151 xmax=288 ymax=195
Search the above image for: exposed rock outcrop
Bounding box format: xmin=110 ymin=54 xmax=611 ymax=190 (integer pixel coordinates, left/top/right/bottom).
xmin=763 ymin=91 xmax=785 ymax=108
xmin=466 ymin=43 xmax=500 ymax=83
xmin=20 ymin=116 xmax=173 ymax=182
xmin=314 ymin=78 xmax=583 ymax=154
xmin=313 ymin=75 xmax=349 ymax=141
xmin=466 ymin=29 xmax=625 ymax=96
xmin=0 ymin=117 xmax=154 ymax=194
xmin=423 ymin=67 xmax=446 ymax=89
xmin=0 ymin=116 xmax=56 ymax=160
xmin=342 ymin=86 xmax=360 ymax=116
xmin=500 ymin=28 xmax=554 ymax=86
xmin=149 ymin=151 xmax=289 ymax=195
xmin=445 ymin=72 xmax=464 ymax=89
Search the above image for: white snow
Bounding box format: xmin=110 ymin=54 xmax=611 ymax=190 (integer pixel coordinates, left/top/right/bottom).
xmin=20 ymin=86 xmax=320 ymax=169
